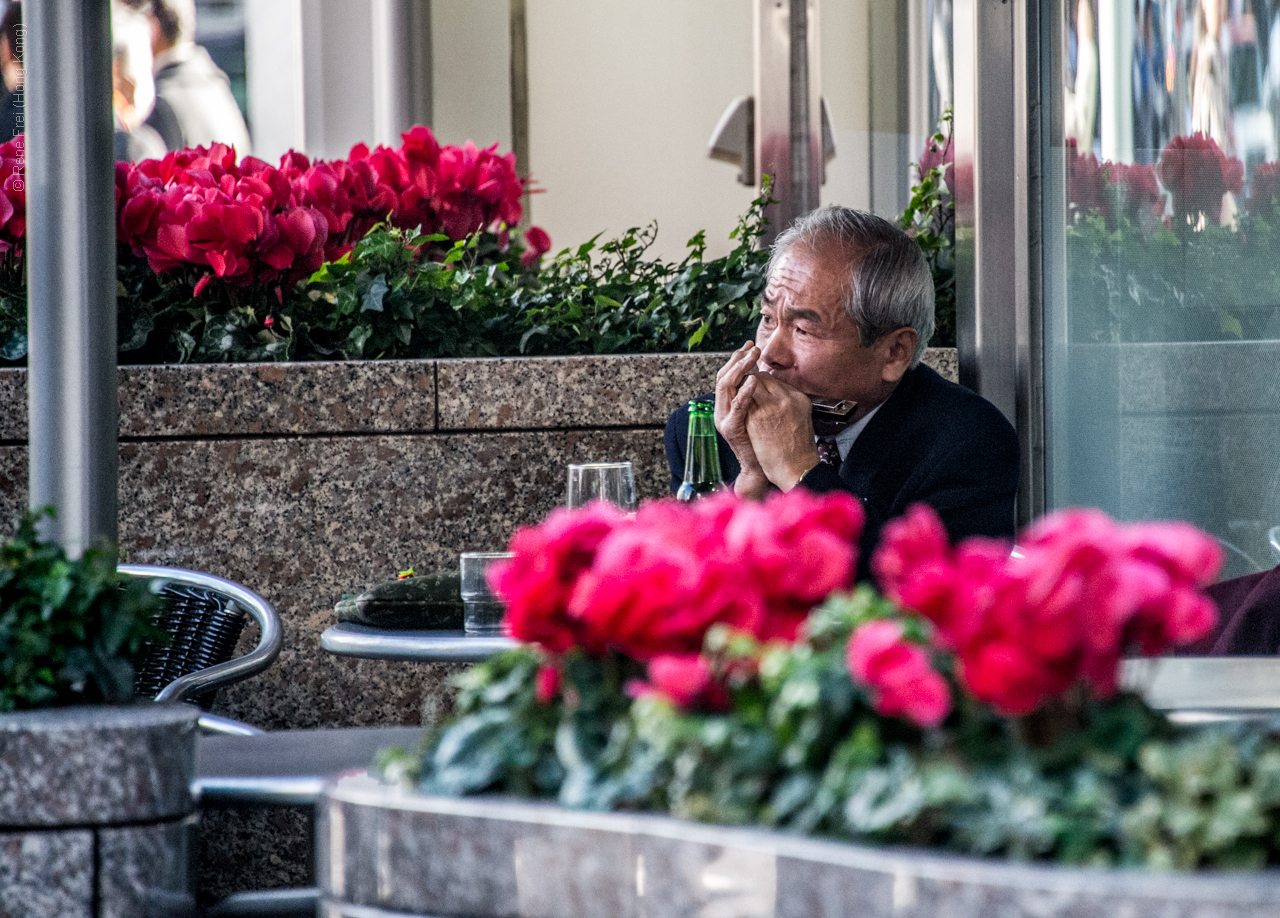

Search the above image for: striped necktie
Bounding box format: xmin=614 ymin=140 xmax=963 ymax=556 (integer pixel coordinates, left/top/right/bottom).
xmin=816 ymin=437 xmax=841 ymax=468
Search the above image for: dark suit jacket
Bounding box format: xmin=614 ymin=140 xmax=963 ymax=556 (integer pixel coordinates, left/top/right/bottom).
xmin=1180 ymin=565 xmax=1280 ymax=655
xmin=664 ymin=364 xmax=1020 ymax=581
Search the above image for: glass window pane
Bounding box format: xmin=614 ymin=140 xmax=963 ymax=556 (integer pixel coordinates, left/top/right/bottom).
xmin=1046 ymin=0 xmax=1280 ymax=579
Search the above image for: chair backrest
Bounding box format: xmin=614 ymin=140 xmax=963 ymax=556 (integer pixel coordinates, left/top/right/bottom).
xmin=119 ymin=565 xmax=282 ymax=710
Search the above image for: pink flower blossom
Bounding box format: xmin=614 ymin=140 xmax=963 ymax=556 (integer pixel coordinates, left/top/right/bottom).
xmin=871 ymin=503 xmax=1222 ymax=716
xmin=495 ymin=490 xmax=862 ymax=660
xmin=628 ymin=654 xmax=729 ymax=712
xmin=1156 ymin=132 xmax=1244 ymax=227
xmin=1106 ymin=162 xmax=1165 ymax=224
xmin=847 ymin=619 xmax=951 ymax=727
xmin=521 ymin=225 xmax=552 ymax=267
xmin=490 ymin=503 xmax=625 ymax=654
xmin=534 ymin=664 xmax=561 ymax=704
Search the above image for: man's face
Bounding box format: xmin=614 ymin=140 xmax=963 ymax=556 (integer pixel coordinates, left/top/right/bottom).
xmin=755 ymin=244 xmax=892 ymax=412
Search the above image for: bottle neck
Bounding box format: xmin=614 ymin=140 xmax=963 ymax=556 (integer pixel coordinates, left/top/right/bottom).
xmin=683 ymin=408 xmax=722 ymax=485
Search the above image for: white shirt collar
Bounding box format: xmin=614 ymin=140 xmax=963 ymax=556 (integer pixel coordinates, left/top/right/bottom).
xmin=823 ymin=404 xmax=882 ymax=463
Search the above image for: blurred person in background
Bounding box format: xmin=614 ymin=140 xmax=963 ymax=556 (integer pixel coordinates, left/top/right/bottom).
xmin=1265 ymin=6 xmax=1280 ymax=155
xmin=122 ymin=0 xmax=249 ymax=155
xmin=1190 ymin=0 xmax=1233 ymax=152
xmin=0 ymin=1 xmax=22 ymax=143
xmin=1133 ymin=0 xmax=1169 ymax=163
xmin=1065 ymin=0 xmax=1099 ymax=150
xmin=112 ymin=2 xmax=165 ymax=161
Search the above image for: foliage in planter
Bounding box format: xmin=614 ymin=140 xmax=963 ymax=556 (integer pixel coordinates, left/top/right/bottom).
xmin=0 ymin=128 xmax=550 ymax=365
xmin=0 ymin=511 xmax=161 ymax=711
xmin=901 ymin=109 xmax=956 ymax=349
xmin=147 ymin=180 xmax=774 ymax=363
xmin=378 ymin=492 xmax=1280 ymax=870
xmin=0 ymin=128 xmax=962 ymax=364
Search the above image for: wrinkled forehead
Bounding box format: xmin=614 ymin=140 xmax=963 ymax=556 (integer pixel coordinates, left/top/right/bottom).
xmin=765 ymin=241 xmax=856 ymax=303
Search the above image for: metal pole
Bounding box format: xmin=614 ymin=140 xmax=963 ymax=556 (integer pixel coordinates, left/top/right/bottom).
xmin=756 ymin=0 xmax=822 ymax=243
xmin=25 ymin=0 xmax=118 ymax=557
xmin=509 ymin=0 xmax=530 ymax=228
xmin=954 ymin=0 xmax=1041 ymax=527
xmin=789 ymin=0 xmax=813 ymax=216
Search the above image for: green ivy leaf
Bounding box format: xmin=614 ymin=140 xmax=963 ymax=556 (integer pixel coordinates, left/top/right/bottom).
xmin=362 ymin=274 xmax=389 ymax=313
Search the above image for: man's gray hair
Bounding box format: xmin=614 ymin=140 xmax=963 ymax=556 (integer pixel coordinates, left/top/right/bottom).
xmin=769 ymin=206 xmax=936 ymax=366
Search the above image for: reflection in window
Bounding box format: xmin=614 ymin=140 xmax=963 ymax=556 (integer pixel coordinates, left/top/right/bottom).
xmin=1049 ymin=0 xmax=1280 ymax=581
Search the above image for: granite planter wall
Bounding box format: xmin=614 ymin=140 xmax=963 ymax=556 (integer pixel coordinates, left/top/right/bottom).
xmin=0 ymin=704 xmax=198 ymax=917
xmin=0 ymin=348 xmax=957 ymax=734
xmin=0 ymin=349 xmax=957 ymax=903
xmin=318 ymin=773 xmax=1280 ymax=918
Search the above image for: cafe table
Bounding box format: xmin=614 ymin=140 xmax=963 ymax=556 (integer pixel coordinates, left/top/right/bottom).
xmin=318 ymin=629 xmax=1280 ymax=720
xmin=320 ymin=621 xmax=517 ymax=663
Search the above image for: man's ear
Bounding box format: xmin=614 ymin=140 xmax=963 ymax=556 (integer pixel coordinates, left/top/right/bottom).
xmin=880 ymin=327 xmax=918 ymax=383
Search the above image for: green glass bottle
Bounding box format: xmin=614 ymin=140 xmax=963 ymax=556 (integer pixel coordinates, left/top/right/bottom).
xmin=676 ymin=399 xmax=724 ymax=502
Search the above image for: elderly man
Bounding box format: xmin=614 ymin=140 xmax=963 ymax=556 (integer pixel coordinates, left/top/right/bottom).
xmin=665 ymin=206 xmax=1019 ymax=579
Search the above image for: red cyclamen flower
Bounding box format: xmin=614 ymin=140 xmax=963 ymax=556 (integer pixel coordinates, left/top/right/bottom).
xmin=534 ymin=664 xmax=561 ymax=704
xmin=873 ymin=503 xmax=1221 ymax=716
xmin=494 ymin=489 xmax=863 ymax=662
xmin=1156 ymin=132 xmax=1244 ymax=227
xmin=847 ymin=619 xmax=951 ymax=728
xmin=521 ymin=226 xmax=552 ymax=267
xmin=627 ymin=653 xmax=730 ymax=712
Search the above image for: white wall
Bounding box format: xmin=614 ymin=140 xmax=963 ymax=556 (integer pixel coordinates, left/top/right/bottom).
xmin=245 ymin=0 xmax=929 ymax=254
xmin=431 ymin=0 xmax=758 ymax=261
xmin=525 ymin=1 xmax=758 ymax=261
xmin=821 ymin=0 xmax=873 ymax=212
xmin=245 ymin=0 xmax=420 ymax=164
xmin=430 ymin=0 xmax=511 ymax=153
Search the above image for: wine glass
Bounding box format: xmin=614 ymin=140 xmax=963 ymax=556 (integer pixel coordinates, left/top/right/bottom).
xmin=566 ymin=462 xmax=637 ymax=512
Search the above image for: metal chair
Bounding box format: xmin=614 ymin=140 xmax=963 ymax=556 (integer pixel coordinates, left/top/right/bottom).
xmin=119 ymin=564 xmax=283 ymax=735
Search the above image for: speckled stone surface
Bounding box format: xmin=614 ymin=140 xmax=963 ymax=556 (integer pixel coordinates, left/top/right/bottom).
xmin=0 ymin=370 xmax=21 ymax=441
xmin=436 ymin=349 xmax=959 ymax=431
xmin=0 ymin=445 xmax=21 ymax=530
xmin=0 ymin=704 xmax=197 ymax=827
xmin=437 ymin=353 xmax=725 ymax=429
xmin=195 ymin=807 xmax=312 ymax=908
xmin=113 ymin=427 xmax=665 ymax=730
xmin=117 ymin=360 xmax=436 ymax=438
xmin=97 ymin=817 xmax=195 ymax=918
xmin=920 ymin=346 xmax=957 ymax=383
xmin=319 ymin=775 xmax=1280 ymax=918
xmin=0 ymin=830 xmax=93 ymax=917
xmin=0 ymin=820 xmax=193 ymax=918
xmin=0 ymin=360 xmax=436 ymax=440
xmin=0 ymin=351 xmax=955 ymax=902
